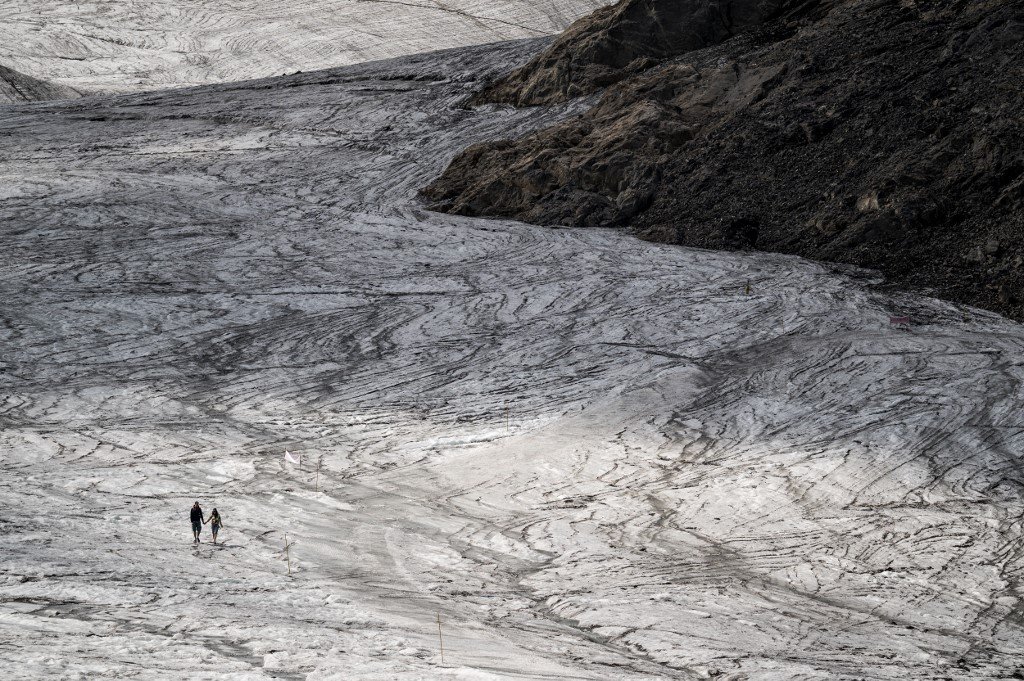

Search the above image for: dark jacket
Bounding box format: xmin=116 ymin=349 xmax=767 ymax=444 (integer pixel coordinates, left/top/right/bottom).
xmin=190 ymin=505 xmax=203 ymax=523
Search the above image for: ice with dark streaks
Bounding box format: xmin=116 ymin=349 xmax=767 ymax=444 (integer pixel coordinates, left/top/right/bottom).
xmin=0 ymin=0 xmax=608 ymax=93
xmin=2 ymin=39 xmax=1024 ymax=680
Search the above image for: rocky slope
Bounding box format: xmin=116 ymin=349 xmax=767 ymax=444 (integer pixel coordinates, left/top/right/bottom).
xmin=472 ymin=0 xmax=819 ymax=105
xmin=423 ymin=0 xmax=1024 ymax=318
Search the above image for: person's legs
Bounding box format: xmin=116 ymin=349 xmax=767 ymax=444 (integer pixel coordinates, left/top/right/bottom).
xmin=212 ymin=527 xmax=218 ymax=544
xmin=192 ymin=520 xmax=201 ymax=543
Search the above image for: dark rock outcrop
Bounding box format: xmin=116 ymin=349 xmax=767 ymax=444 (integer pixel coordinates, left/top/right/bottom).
xmin=473 ymin=0 xmax=811 ymax=106
xmin=423 ymin=0 xmax=1024 ymax=318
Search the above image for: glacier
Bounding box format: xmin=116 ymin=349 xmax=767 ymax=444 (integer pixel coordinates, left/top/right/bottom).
xmin=1 ymin=38 xmax=1024 ymax=679
xmin=0 ymin=0 xmax=608 ymax=95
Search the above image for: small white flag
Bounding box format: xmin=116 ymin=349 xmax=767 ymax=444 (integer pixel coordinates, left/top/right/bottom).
xmin=284 ymin=451 xmax=301 ymax=465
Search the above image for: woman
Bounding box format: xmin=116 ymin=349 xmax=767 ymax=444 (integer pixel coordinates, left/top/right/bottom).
xmin=205 ymin=508 xmax=224 ymax=545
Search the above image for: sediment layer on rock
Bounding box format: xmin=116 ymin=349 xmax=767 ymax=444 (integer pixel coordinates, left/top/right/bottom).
xmin=424 ymin=0 xmax=1024 ymax=318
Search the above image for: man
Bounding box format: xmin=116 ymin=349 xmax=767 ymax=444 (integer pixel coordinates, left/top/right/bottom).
xmin=190 ymin=501 xmax=204 ymax=543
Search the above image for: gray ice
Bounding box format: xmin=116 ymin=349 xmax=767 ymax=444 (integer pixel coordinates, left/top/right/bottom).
xmin=2 ymin=38 xmax=1024 ymax=680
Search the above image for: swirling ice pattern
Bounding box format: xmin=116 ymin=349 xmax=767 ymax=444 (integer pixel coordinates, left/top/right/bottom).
xmin=1 ymin=40 xmax=1024 ymax=679
xmin=0 ymin=0 xmax=608 ymax=94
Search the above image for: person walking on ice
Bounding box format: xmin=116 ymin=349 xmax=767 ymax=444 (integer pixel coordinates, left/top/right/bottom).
xmin=206 ymin=507 xmax=223 ymax=544
xmin=190 ymin=501 xmax=204 ymax=544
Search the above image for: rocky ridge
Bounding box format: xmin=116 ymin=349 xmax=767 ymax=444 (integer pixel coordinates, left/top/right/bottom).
xmin=473 ymin=0 xmax=822 ymax=106
xmin=423 ymin=0 xmax=1024 ymax=318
